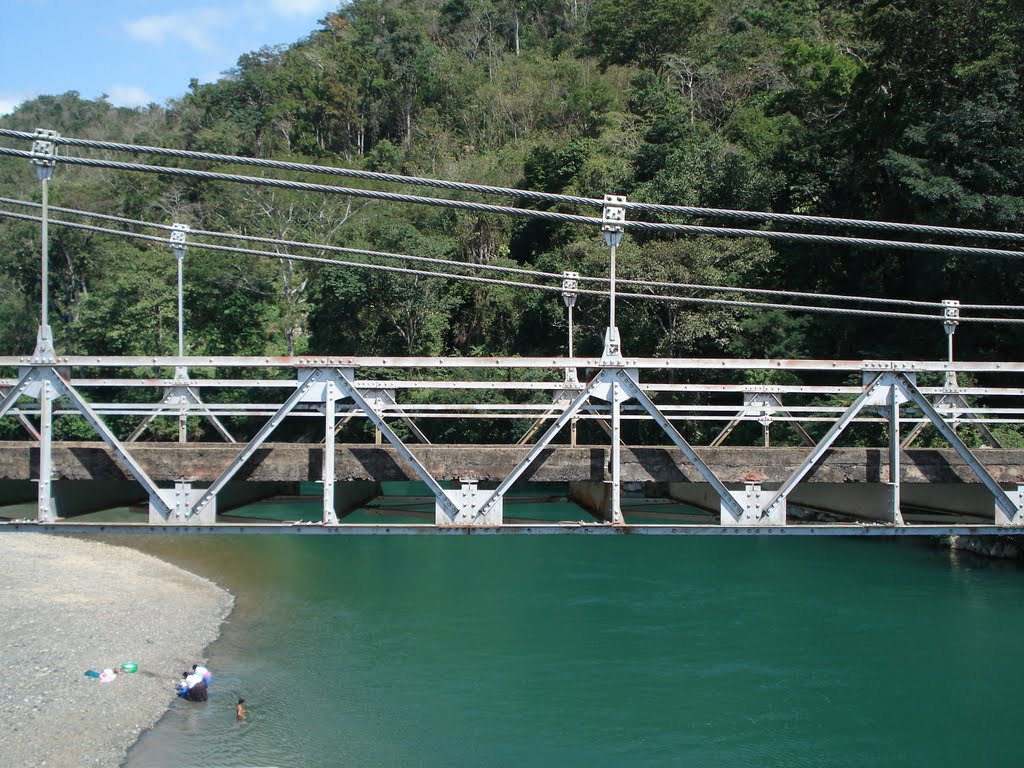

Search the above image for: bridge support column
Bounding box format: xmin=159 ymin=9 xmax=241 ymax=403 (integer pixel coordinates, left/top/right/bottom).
xmin=568 ymin=481 xmax=616 ymax=522
xmin=888 ymin=384 xmax=905 ymax=525
xmin=323 ymin=383 xmax=338 ymax=524
xmin=37 ymin=379 xmax=56 ymax=522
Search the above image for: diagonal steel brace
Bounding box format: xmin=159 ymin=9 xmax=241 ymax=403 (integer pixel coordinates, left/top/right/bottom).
xmin=478 ymin=372 xmax=612 ymax=519
xmin=762 ymin=374 xmax=890 ymax=519
xmin=895 ymin=373 xmax=1020 ymax=520
xmin=329 ymin=369 xmax=457 ymax=518
xmin=614 ymin=370 xmax=745 ymax=520
xmin=44 ymin=369 xmax=171 ymax=516
xmin=0 ymin=368 xmax=41 ymax=420
xmin=187 ymin=368 xmax=327 ymax=519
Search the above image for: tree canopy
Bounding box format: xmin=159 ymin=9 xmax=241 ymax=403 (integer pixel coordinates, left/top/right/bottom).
xmin=2 ymin=0 xmax=1023 ymax=375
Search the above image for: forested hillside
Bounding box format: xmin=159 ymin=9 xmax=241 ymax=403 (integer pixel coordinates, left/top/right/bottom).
xmin=2 ymin=0 xmax=1023 ymax=370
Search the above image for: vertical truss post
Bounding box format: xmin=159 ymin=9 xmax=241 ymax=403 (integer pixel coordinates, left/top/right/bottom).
xmin=323 ymin=380 xmax=338 ymax=524
xmin=609 ymin=377 xmax=623 ymax=524
xmin=37 ymin=378 xmax=55 ymax=522
xmin=888 ymin=382 xmax=905 ymax=525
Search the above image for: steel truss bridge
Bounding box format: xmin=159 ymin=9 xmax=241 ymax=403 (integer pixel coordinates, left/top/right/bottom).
xmin=2 ymin=128 xmax=1024 ymax=535
xmin=2 ymin=354 xmax=1024 ymax=536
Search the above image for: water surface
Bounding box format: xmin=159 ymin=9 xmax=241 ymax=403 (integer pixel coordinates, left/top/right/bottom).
xmin=121 ymin=526 xmax=1024 ymax=768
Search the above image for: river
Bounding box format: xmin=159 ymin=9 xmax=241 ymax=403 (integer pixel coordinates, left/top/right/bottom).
xmin=107 ymin=489 xmax=1024 ymax=768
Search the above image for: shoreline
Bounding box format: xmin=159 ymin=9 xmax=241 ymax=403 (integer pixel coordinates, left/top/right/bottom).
xmin=0 ymin=534 xmax=234 ymax=768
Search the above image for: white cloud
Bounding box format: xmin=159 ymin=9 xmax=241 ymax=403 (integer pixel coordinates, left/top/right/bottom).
xmin=0 ymin=92 xmax=32 ymax=116
xmin=106 ymin=85 xmax=153 ymax=109
xmin=123 ymin=8 xmax=228 ymax=54
xmin=268 ymin=0 xmax=337 ymax=18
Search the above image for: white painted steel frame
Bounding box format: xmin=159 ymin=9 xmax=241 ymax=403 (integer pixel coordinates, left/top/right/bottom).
xmin=3 ymin=358 xmax=1022 ymax=530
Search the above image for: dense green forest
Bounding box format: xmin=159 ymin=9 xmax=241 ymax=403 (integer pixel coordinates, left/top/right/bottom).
xmin=2 ymin=0 xmax=1023 ymax=400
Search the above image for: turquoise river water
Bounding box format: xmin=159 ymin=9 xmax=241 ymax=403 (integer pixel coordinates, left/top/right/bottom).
xmin=90 ymin=489 xmax=1024 ymax=768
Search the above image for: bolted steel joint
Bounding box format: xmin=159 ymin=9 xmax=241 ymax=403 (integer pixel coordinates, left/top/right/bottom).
xmin=602 ymin=194 xmax=626 ymax=247
xmin=30 ymin=128 xmax=59 ymax=181
xmin=561 ymin=270 xmax=579 ymax=309
xmin=170 ymin=223 xmax=190 ymax=260
xmin=942 ymin=299 xmax=960 ymax=337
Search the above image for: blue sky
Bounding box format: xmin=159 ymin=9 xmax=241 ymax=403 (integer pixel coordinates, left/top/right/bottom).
xmin=0 ymin=0 xmax=341 ymax=116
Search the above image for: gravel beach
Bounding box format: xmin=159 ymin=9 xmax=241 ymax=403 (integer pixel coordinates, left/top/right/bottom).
xmin=0 ymin=535 xmax=234 ymax=768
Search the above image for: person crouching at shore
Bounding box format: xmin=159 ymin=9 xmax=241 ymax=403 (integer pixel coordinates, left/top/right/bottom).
xmin=180 ymin=669 xmax=208 ymax=702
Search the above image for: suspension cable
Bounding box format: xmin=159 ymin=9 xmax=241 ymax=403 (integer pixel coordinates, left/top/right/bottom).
xmin=3 ymin=127 xmax=1024 ymax=243
xmin=4 ymin=147 xmax=1024 ymax=261
xmin=3 ymin=207 xmax=1022 ymax=325
xmin=1 ymin=197 xmax=1005 ymax=312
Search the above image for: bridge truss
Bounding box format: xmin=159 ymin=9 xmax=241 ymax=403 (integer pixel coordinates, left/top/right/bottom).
xmin=2 ymin=354 xmax=1024 ymax=535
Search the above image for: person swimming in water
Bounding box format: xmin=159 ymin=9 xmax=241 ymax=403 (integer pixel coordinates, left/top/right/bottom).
xmin=237 ymin=698 xmax=247 ymax=720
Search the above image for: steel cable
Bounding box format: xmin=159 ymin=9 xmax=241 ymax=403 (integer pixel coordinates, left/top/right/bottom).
xmin=4 ymin=206 xmax=1022 ymax=324
xmin=3 ymin=127 xmax=1024 ymax=243
xmin=5 ymin=146 xmax=1024 ymax=260
xmin=0 ymin=197 xmax=959 ymax=310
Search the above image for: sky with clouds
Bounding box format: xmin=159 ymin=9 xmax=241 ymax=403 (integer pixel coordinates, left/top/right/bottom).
xmin=0 ymin=0 xmax=341 ymax=116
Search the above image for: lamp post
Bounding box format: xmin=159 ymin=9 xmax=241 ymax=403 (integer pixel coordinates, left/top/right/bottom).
xmin=943 ymin=299 xmax=960 ymax=390
xmin=601 ymin=194 xmax=626 ymax=359
xmin=171 ymin=224 xmax=190 ymax=443
xmin=561 ymin=270 xmax=579 ymax=383
xmin=29 ymin=129 xmax=58 ymax=521
xmin=30 ymin=129 xmax=59 ymax=360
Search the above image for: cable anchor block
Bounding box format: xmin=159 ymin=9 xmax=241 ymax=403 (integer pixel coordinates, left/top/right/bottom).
xmin=30 ymin=128 xmax=59 ymax=181
xmin=170 ymin=223 xmax=190 ymax=260
xmin=602 ymin=194 xmax=626 ymax=247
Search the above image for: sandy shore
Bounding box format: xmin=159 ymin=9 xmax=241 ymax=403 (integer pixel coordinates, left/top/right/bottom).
xmin=0 ymin=535 xmax=234 ymax=768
